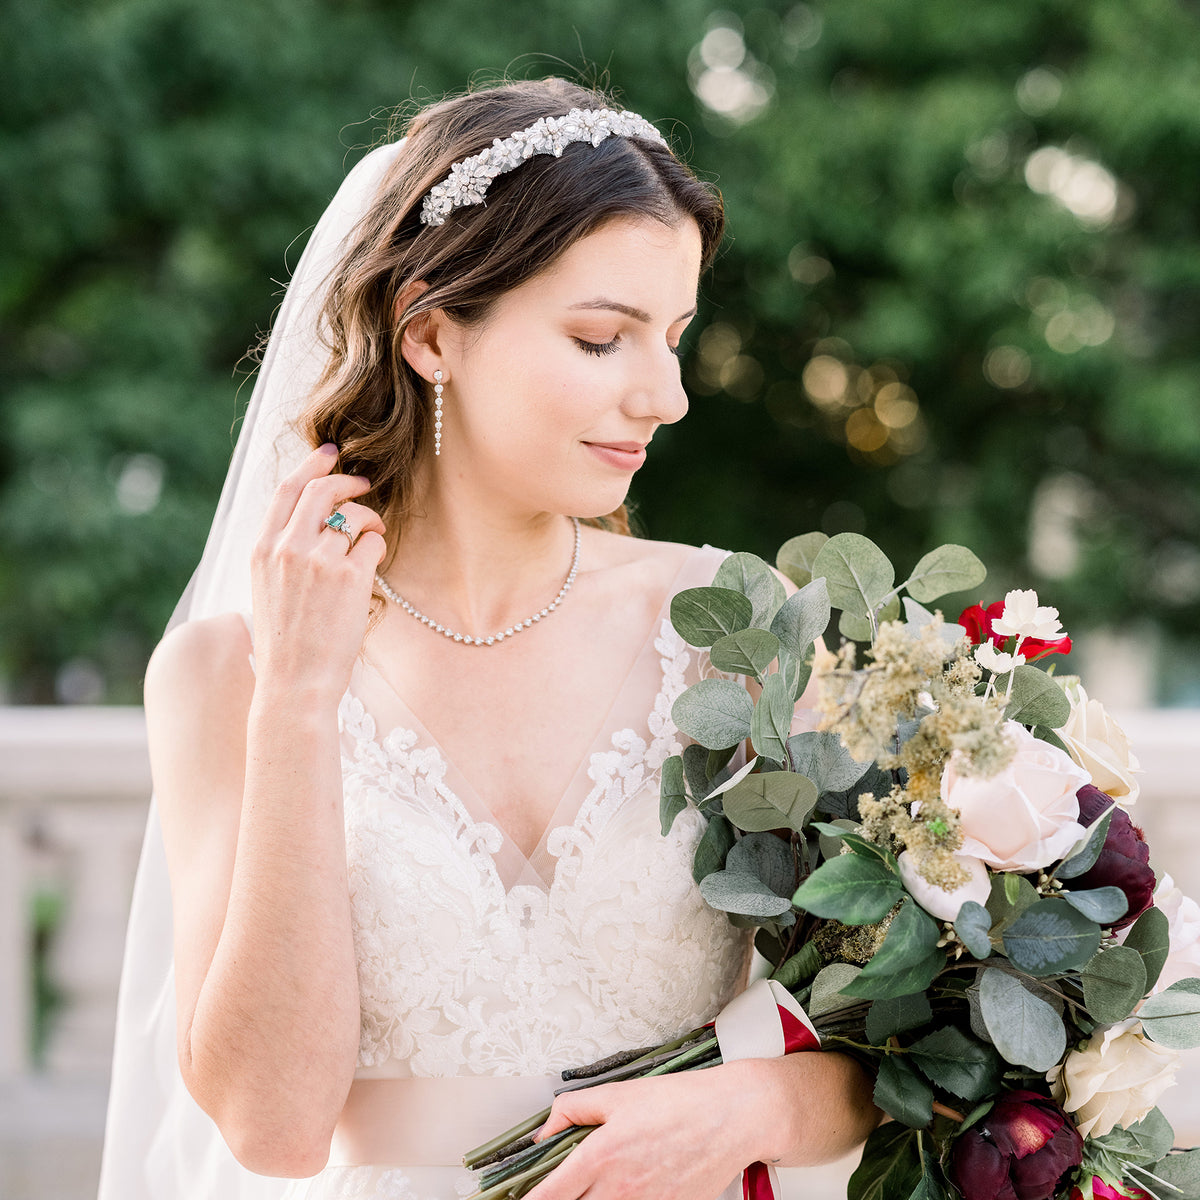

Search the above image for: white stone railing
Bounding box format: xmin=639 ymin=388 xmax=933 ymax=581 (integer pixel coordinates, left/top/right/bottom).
xmin=0 ymin=706 xmax=1198 ymax=1199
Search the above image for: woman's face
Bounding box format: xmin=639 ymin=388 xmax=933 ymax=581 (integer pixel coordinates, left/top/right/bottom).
xmin=435 ymin=215 xmax=703 ymax=520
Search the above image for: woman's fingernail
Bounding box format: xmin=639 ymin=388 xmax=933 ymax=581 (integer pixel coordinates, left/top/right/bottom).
xmin=319 ymin=443 xmax=338 ymax=456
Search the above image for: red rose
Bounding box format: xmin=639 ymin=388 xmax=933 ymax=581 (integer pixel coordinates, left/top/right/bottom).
xmin=1070 ymin=785 xmax=1155 ymax=930
xmin=950 ymin=1090 xmax=1083 ymax=1200
xmin=1071 ymin=1177 xmax=1148 ymax=1200
xmin=959 ymin=601 xmax=1072 ymax=662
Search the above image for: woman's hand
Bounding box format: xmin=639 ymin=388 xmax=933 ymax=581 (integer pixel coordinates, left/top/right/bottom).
xmin=524 ymin=1052 xmax=878 ymax=1200
xmin=251 ymin=443 xmax=387 ymax=699
xmin=523 ymin=1064 xmax=761 ymax=1200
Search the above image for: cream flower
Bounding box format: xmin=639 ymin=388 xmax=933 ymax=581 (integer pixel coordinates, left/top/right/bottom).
xmin=1056 ymin=682 xmax=1141 ymax=806
xmin=1047 ymin=1019 xmax=1179 ymax=1137
xmin=1151 ymin=874 xmax=1200 ymax=993
xmin=974 ymin=643 xmax=1026 ymax=675
xmin=897 ymin=850 xmax=991 ymax=922
xmin=992 ymin=589 xmax=1065 ymax=642
xmin=945 ymin=721 xmax=1090 ymax=872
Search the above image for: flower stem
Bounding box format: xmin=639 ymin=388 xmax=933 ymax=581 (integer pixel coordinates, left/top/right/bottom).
xmin=932 ymin=1102 xmax=965 ymax=1122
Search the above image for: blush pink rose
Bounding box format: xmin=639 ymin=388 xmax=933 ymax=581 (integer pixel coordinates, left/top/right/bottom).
xmin=945 ymin=722 xmax=1091 ymax=873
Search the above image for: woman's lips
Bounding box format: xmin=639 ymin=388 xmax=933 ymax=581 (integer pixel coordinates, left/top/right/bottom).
xmin=584 ymin=441 xmax=648 ymax=471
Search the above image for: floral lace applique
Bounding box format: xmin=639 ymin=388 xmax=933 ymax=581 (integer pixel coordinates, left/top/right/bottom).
xmin=337 ymin=617 xmax=748 ymax=1078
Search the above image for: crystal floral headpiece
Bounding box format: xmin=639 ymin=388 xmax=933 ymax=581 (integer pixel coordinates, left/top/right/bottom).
xmin=419 ymin=106 xmax=669 ymax=227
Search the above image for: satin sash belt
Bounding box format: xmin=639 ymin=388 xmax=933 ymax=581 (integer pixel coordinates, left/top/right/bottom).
xmin=328 ymin=1075 xmax=560 ymax=1167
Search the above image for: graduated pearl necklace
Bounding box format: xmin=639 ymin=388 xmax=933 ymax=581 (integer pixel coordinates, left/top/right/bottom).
xmin=374 ymin=518 xmax=582 ymax=646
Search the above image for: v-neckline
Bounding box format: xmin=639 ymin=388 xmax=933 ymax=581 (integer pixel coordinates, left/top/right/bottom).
xmin=343 ymin=545 xmax=711 ymax=888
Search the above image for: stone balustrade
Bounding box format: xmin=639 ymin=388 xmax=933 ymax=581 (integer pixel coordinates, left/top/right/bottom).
xmin=0 ymin=705 xmax=1197 ymax=1200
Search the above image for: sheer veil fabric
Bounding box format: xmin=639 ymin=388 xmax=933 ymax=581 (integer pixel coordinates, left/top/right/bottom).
xmin=97 ymin=139 xmax=407 ymax=1200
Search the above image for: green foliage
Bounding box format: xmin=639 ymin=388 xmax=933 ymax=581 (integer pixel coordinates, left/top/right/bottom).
xmin=977 ymin=968 xmax=1065 ymax=1071
xmin=1124 ymin=904 xmax=1171 ymax=993
xmin=8 ymin=0 xmax=1200 ymax=701
xmin=1001 ymin=897 xmax=1102 ymax=974
xmin=1138 ymin=978 xmax=1200 ymax=1049
xmin=1080 ymin=943 xmax=1147 ymax=1023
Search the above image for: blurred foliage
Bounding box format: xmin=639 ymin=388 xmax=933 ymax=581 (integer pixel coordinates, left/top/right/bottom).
xmin=2 ymin=0 xmax=1198 ymax=703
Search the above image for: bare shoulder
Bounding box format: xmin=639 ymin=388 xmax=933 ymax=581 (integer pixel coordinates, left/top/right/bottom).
xmin=580 ymin=527 xmax=707 ymax=591
xmin=145 ymin=612 xmax=255 ymax=715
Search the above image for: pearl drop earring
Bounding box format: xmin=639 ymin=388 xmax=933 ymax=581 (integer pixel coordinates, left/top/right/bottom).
xmin=433 ymin=369 xmax=444 ymax=456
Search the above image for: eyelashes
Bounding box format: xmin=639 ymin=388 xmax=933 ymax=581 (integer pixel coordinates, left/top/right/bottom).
xmin=573 ymin=336 xmax=686 ymax=359
xmin=574 ymin=337 xmax=620 ymax=357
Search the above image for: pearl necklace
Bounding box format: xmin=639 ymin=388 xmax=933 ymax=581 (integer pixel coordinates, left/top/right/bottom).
xmin=374 ymin=518 xmax=582 ymax=646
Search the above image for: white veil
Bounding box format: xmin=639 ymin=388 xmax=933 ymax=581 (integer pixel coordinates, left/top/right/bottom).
xmin=97 ymin=137 xmax=407 ymax=1200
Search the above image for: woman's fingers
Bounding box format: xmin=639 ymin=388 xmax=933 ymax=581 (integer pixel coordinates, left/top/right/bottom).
xmin=259 ymin=443 xmax=340 ymax=535
xmin=315 ymin=501 xmax=386 ymax=555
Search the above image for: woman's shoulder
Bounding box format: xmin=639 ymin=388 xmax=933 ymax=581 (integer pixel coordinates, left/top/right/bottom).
xmin=581 ymin=529 xmax=728 ymax=596
xmin=145 ymin=612 xmax=255 ymax=713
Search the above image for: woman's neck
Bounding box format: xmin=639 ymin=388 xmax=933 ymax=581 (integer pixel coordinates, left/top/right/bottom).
xmin=383 ymin=491 xmax=579 ymax=638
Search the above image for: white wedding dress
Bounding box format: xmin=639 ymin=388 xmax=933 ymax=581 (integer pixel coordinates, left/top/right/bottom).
xmin=277 ymin=543 xmax=753 ymax=1200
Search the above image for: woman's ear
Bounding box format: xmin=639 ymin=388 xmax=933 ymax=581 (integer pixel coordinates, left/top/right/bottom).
xmin=395 ymin=280 xmax=448 ymax=381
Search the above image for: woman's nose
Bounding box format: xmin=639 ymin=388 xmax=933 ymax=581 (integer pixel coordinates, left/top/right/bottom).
xmin=626 ymin=349 xmax=689 ymax=426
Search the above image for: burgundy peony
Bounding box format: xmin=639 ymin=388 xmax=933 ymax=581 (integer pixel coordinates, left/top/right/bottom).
xmin=950 ymin=1090 xmax=1083 ymax=1200
xmin=959 ymin=601 xmax=1073 ymax=662
xmin=1070 ymin=785 xmax=1155 ymax=930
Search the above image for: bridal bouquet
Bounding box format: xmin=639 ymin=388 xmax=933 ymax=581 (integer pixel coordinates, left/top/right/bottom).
xmin=464 ymin=532 xmax=1200 ymax=1200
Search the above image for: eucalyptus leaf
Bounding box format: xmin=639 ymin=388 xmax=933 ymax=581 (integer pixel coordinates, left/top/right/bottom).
xmin=792 ymin=854 xmax=904 ymax=924
xmin=722 ymin=771 xmax=818 ymax=834
xmin=813 ymin=533 xmax=896 ymax=620
xmin=809 ymin=962 xmax=865 ymax=1019
xmin=1002 ymin=899 xmax=1102 ymax=976
xmin=1111 ymin=1107 xmax=1176 ymax=1165
xmin=819 ymin=763 xmax=891 ymax=822
xmin=903 ymin=597 xmax=968 ymax=649
xmin=839 ymin=593 xmax=901 ymax=642
xmin=954 ymin=901 xmax=993 ymax=960
xmin=1081 ymin=944 xmax=1148 ymax=1023
xmin=682 ymin=742 xmax=713 ymax=802
xmin=669 ymin=586 xmax=753 ymax=648
xmin=1056 ymin=809 xmax=1114 ymax=879
xmin=978 ymin=969 xmax=1067 ymax=1071
xmin=750 ymin=672 xmax=793 ymax=764
xmin=709 ymin=628 xmax=781 ymax=679
xmin=672 ymin=678 xmax=754 ymax=750
xmin=847 ymin=1125 xmax=922 ymax=1200
xmin=726 ymin=831 xmax=795 ymax=899
xmin=692 ymin=814 xmax=735 ymax=883
xmin=659 ymin=754 xmax=687 ymax=836
xmin=986 ymin=872 xmax=1040 ymax=929
xmin=1125 ymin=905 xmax=1171 ymax=992
xmin=903 ymin=544 xmax=987 ymax=603
xmin=700 ymin=869 xmax=794 ymax=918
xmin=770 ymin=577 xmax=831 ymax=659
xmin=1138 ymin=978 xmax=1200 ymax=1049
xmin=787 ymin=730 xmax=873 ymax=795
xmin=776 ymin=645 xmax=813 ymax=703
xmin=1032 ymin=725 xmax=1069 ymax=753
xmin=1000 ymin=664 xmax=1072 ymax=729
xmin=864 ymin=993 xmax=934 ymax=1043
xmin=818 ymin=818 xmax=860 ymax=863
xmin=1149 ymin=1149 xmax=1200 ymax=1199
xmin=811 ymin=821 xmax=896 ymax=868
xmin=714 ymin=551 xmax=787 ymax=627
xmin=873 ymin=1054 xmax=934 ymax=1128
xmin=1061 ymin=885 xmax=1128 ymax=925
xmin=906 ymin=1026 xmax=1003 ymax=1102
xmin=776 ymin=532 xmax=829 ymax=589
xmin=703 ymin=755 xmax=759 ymax=802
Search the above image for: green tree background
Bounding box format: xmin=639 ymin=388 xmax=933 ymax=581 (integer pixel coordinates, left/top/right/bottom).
xmin=3 ymin=0 xmax=1198 ymax=704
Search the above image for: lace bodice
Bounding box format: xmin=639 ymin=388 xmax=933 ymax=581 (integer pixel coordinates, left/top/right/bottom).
xmin=335 ymin=545 xmax=749 ymax=1081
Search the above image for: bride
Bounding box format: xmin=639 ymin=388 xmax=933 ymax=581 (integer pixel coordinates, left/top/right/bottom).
xmin=98 ymin=76 xmax=877 ymax=1200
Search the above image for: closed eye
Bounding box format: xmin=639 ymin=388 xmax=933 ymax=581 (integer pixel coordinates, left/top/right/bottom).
xmin=574 ymin=336 xmax=620 ymax=357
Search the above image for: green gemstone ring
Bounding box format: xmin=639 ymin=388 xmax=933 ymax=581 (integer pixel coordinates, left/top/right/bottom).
xmin=322 ymin=509 xmax=355 ymax=550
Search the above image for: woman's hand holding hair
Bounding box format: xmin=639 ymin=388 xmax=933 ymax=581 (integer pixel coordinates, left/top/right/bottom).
xmin=251 ymin=443 xmax=387 ymax=700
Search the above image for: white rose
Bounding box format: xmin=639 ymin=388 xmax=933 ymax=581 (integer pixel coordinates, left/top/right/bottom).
xmin=945 ymin=721 xmax=1091 ymax=872
xmin=1047 ymin=1018 xmax=1179 ymax=1137
xmin=897 ymin=851 xmax=991 ymax=922
xmin=1152 ymin=874 xmax=1200 ymax=993
xmin=1056 ymin=682 xmax=1141 ymax=806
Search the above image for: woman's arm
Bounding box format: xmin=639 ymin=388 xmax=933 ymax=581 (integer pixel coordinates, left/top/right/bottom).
xmin=524 ymin=1051 xmax=878 ymax=1199
xmin=149 ymin=445 xmax=386 ymax=1177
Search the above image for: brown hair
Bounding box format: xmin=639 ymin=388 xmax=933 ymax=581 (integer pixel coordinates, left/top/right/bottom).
xmin=299 ymin=77 xmax=724 ymax=558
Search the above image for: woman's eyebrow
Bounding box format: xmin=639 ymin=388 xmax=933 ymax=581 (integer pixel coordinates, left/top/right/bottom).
xmin=569 ymin=298 xmax=698 ymax=324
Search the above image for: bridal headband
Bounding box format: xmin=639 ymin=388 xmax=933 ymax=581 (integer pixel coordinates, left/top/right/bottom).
xmin=419 ymin=106 xmax=668 ymax=226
